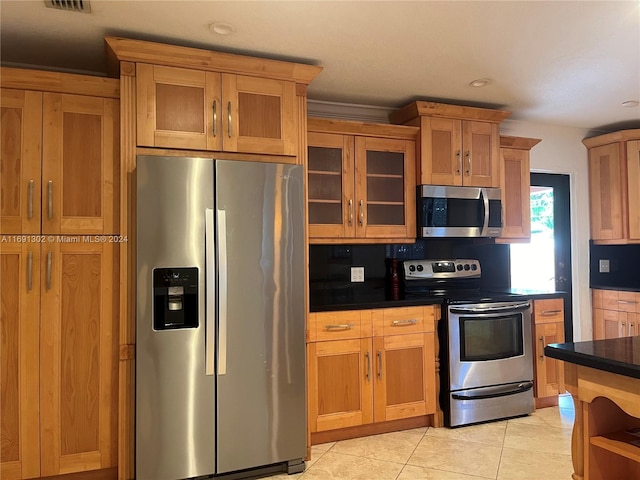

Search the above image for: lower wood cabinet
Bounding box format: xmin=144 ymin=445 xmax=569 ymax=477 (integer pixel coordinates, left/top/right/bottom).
xmin=593 ymin=289 xmax=640 ymax=339
xmin=307 ymin=306 xmax=439 ymax=441
xmin=1 ymin=241 xmax=118 ymax=479
xmin=532 ymin=298 xmax=565 ymax=407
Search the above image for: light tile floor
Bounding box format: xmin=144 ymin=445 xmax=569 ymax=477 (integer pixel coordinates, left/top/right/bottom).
xmin=258 ymin=395 xmax=575 ymax=480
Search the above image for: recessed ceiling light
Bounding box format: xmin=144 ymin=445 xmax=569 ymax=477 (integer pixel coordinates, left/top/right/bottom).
xmin=469 ymin=78 xmax=491 ymax=88
xmin=209 ymin=22 xmax=236 ymax=35
xmin=621 ymin=100 xmax=639 ymax=107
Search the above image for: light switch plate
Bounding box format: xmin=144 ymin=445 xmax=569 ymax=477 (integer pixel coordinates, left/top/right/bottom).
xmin=351 ymin=266 xmax=365 ymax=282
xmin=599 ymin=259 xmax=610 ymax=273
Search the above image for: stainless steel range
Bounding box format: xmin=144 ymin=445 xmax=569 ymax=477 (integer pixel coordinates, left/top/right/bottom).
xmin=402 ymin=259 xmax=534 ymax=427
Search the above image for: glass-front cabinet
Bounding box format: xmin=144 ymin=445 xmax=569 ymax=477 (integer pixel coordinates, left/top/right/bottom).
xmin=307 ymin=118 xmax=418 ymax=243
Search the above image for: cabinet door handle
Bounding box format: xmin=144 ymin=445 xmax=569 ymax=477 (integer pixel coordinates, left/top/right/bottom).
xmin=348 ymin=199 xmax=353 ymax=226
xmin=391 ymin=319 xmax=418 ymax=326
xmin=212 ymin=100 xmax=218 ymax=137
xmin=539 ymin=336 xmax=545 ymax=359
xmin=541 ymin=309 xmax=562 ymax=316
xmin=630 ymin=323 xmax=635 ymax=336
xmin=47 ymin=180 xmax=53 ymax=220
xmin=621 ymin=323 xmax=626 ymax=337
xmin=324 ymin=324 xmax=355 ymax=331
xmin=227 ymin=101 xmax=232 ymax=138
xmin=27 ymin=251 xmax=33 ymax=291
xmin=376 ymin=350 xmax=382 ymax=380
xmin=28 ymin=180 xmax=34 ymax=220
xmin=465 ymin=151 xmax=471 ymax=175
xmin=359 ymin=200 xmax=364 ymax=227
xmin=46 ymin=251 xmax=52 ymax=290
xmin=456 ymin=150 xmax=462 ymax=175
xmin=365 ymin=351 xmax=370 ymax=381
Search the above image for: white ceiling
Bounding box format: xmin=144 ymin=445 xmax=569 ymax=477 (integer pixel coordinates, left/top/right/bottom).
xmin=2 ymin=0 xmax=639 ymax=133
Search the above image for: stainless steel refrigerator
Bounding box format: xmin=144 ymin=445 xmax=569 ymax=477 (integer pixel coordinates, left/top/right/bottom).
xmin=136 ymin=156 xmax=306 ymax=480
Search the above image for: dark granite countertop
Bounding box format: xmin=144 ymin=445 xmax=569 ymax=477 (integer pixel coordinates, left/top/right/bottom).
xmin=545 ymin=337 xmax=640 ymax=380
xmin=309 ymin=285 xmax=565 ymax=312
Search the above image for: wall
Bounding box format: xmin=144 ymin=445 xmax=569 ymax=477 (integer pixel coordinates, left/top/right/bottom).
xmin=500 ymin=119 xmax=592 ymax=341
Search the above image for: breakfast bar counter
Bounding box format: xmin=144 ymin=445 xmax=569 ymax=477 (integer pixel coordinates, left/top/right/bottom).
xmin=545 ymin=337 xmax=640 ymax=480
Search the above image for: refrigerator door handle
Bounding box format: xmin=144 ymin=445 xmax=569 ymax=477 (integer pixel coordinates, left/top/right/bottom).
xmin=205 ymin=209 xmax=215 ymax=376
xmin=217 ymin=208 xmax=228 ymax=376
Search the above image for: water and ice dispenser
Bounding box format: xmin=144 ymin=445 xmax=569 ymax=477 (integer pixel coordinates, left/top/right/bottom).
xmin=153 ymin=267 xmax=198 ymax=330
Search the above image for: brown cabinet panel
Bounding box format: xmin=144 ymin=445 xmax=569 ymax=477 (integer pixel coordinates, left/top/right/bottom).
xmin=534 ymin=322 xmax=565 ymax=398
xmin=0 ymin=244 xmax=40 ymax=480
xmin=462 ymin=121 xmax=499 ymax=187
xmin=628 ymin=140 xmax=640 ymax=240
xmin=307 ymin=132 xmax=355 ymax=239
xmin=593 ymin=289 xmax=640 ymax=340
xmin=588 ymin=143 xmax=626 ymax=241
xmin=0 ymin=89 xmax=42 ymax=235
xmin=307 ymin=120 xmax=417 ymax=243
xmin=373 ymin=333 xmax=435 ymax=422
xmin=40 ymin=242 xmax=118 ymax=476
xmin=307 ymin=339 xmax=373 ymax=433
xmin=136 ymin=64 xmax=297 ymax=156
xmin=498 ymin=143 xmax=535 ymax=242
xmin=42 ymin=93 xmax=119 ymax=235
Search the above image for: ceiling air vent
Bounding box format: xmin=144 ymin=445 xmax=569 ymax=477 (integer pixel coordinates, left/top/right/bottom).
xmin=44 ymin=0 xmax=91 ymax=13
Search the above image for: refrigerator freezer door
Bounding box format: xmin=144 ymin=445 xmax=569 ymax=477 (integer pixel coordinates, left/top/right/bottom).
xmin=136 ymin=156 xmax=215 ymax=480
xmin=215 ymin=161 xmax=306 ymax=474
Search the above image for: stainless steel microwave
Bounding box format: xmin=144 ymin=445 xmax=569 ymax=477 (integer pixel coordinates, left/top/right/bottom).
xmin=417 ymin=185 xmax=503 ymax=238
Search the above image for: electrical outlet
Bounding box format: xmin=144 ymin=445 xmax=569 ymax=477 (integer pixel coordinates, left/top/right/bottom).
xmin=599 ymin=259 xmax=610 ymax=273
xmin=350 ymin=266 xmax=365 ymax=282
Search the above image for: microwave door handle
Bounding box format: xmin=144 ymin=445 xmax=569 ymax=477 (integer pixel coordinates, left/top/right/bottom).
xmin=481 ymin=187 xmax=490 ymax=236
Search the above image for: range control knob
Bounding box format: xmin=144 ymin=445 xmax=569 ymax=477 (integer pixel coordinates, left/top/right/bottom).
xmin=409 ymin=265 xmax=416 ymax=272
xmin=457 ymin=264 xmax=463 ymax=271
xmin=471 ymin=264 xmax=478 ymax=271
xmin=464 ymin=264 xmax=470 ymax=271
xmin=416 ymin=264 xmax=424 ymax=272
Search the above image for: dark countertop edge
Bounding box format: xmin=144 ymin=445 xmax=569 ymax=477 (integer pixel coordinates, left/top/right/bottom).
xmin=590 ymin=285 xmax=640 ymax=293
xmin=544 ymin=342 xmax=640 ymax=380
xmin=309 ymin=290 xmax=565 ymax=313
xmin=310 ymin=297 xmax=445 ymax=312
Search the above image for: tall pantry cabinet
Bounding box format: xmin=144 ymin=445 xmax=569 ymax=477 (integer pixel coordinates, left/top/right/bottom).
xmin=1 ymin=68 xmax=120 ymax=479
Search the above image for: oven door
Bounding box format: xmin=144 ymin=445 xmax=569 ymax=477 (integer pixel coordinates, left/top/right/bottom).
xmin=447 ymin=301 xmax=532 ymax=391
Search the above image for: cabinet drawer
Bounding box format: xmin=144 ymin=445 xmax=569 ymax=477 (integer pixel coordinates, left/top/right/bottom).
xmin=310 ymin=311 xmax=364 ymax=342
xmin=533 ymin=298 xmax=564 ymax=324
xmin=374 ymin=306 xmax=436 ymax=336
xmin=617 ymin=292 xmax=640 ymax=313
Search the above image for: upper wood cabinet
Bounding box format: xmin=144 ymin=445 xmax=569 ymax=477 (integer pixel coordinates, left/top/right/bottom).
xmin=105 ymin=36 xmax=322 ymax=159
xmin=497 ymin=136 xmax=541 ymax=242
xmin=307 ymin=118 xmax=418 ymax=243
xmin=1 ymin=82 xmax=119 ymax=235
xmin=584 ymin=130 xmax=640 ymax=243
xmin=390 ymin=101 xmax=510 ymax=188
xmin=136 ymin=64 xmax=297 ymax=155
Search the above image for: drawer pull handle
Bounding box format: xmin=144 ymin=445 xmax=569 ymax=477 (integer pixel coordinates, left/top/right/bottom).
xmin=28 ymin=180 xmax=34 ymax=220
xmin=617 ymin=300 xmax=637 ymax=305
xmin=27 ymin=251 xmax=33 ymax=291
xmin=541 ymin=310 xmax=562 ymax=316
xmin=324 ymin=323 xmax=355 ymax=331
xmin=391 ymin=319 xmax=418 ymax=326
xmin=47 ymin=180 xmax=53 ymax=220
xmin=365 ymin=352 xmax=370 ymax=381
xmin=212 ymin=100 xmax=218 ymax=137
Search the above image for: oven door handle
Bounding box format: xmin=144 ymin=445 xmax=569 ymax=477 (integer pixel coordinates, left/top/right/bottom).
xmin=449 ymin=302 xmax=530 ymax=314
xmin=451 ymin=381 xmax=533 ymax=401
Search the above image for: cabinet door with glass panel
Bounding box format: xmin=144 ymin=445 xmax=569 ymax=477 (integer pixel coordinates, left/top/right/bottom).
xmin=307 ymin=119 xmax=417 ymax=243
